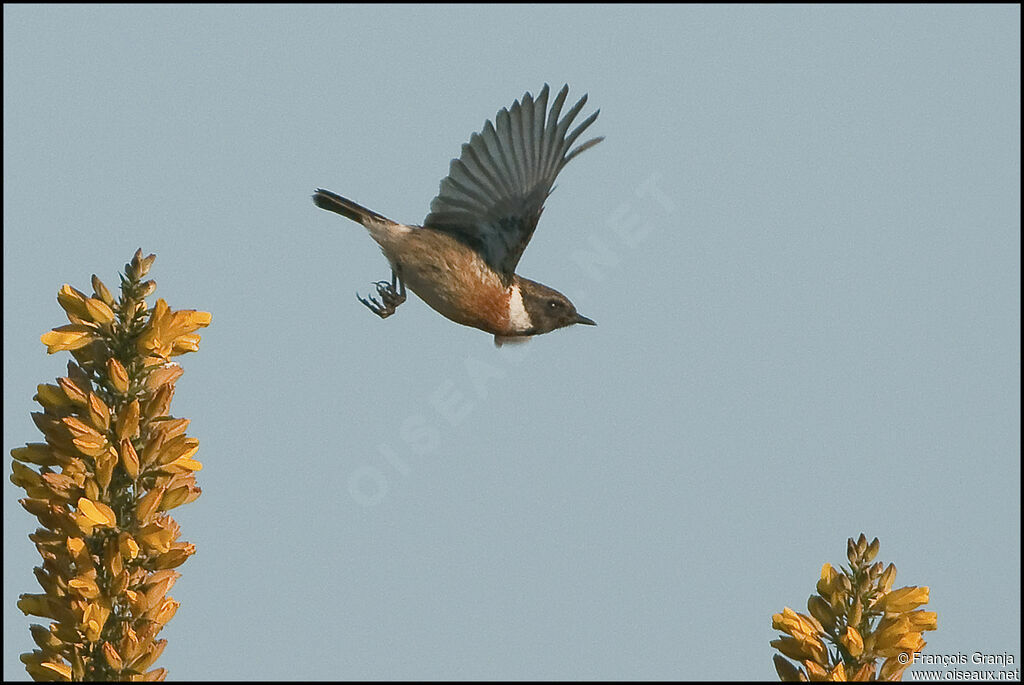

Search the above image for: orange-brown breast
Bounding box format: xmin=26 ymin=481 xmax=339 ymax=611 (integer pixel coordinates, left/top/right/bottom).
xmin=376 ymin=226 xmax=513 ymax=335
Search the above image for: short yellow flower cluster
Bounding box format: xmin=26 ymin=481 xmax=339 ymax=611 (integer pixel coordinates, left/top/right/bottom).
xmin=771 ymin=534 xmax=937 ymax=681
xmin=11 ymin=250 xmax=210 ymax=681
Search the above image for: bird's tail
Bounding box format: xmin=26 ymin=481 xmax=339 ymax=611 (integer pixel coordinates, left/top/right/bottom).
xmin=312 ymin=188 xmax=393 ymax=227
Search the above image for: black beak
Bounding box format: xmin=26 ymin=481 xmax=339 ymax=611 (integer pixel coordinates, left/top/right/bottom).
xmin=574 ymin=313 xmax=596 ymax=326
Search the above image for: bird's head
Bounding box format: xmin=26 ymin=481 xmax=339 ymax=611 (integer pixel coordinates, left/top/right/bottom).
xmin=514 ymin=277 xmax=596 ymax=335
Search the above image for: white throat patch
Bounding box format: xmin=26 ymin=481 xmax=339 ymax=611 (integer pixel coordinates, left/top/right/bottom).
xmin=508 ymin=283 xmax=533 ymax=333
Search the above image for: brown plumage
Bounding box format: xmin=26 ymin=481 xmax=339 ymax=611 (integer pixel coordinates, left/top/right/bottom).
xmin=313 ymin=84 xmax=601 ymax=345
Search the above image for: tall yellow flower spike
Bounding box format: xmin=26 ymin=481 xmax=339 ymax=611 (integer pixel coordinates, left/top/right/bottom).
xmin=12 ymin=250 xmax=210 ymax=681
xmin=771 ymin=535 xmax=937 ymax=682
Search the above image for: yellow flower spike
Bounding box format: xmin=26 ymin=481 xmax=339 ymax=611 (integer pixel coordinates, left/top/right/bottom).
xmin=877 ymin=586 xmax=929 ymax=613
xmin=107 ymin=357 xmax=130 ymax=394
xmin=17 ymin=253 xmax=206 ymax=680
xmin=84 ymin=297 xmax=116 ymax=325
xmin=840 ymin=626 xmax=864 ymax=657
xmin=57 ymin=284 xmax=92 ymax=320
xmin=772 ymin=537 xmax=937 ymax=682
xmin=41 ymin=324 xmax=97 ymax=354
xmin=77 ymin=497 xmax=117 ymax=527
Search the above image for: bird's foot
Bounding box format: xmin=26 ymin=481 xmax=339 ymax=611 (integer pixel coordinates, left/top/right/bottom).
xmin=358 ymin=278 xmax=406 ymax=319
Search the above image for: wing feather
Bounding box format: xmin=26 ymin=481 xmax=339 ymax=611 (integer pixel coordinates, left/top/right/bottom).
xmin=424 ymin=84 xmax=602 ymax=282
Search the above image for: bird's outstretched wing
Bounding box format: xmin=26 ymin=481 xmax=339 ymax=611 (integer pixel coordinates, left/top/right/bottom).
xmin=422 ymin=84 xmax=603 ymax=284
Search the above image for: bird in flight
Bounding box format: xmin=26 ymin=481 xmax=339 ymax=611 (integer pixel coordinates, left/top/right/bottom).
xmin=313 ymin=84 xmax=602 ymax=346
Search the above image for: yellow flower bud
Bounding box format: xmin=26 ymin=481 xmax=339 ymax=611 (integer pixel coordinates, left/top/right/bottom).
xmin=107 ymin=358 xmax=130 ymax=394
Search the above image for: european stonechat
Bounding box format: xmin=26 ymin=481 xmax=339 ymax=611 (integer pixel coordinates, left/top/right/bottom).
xmin=313 ymin=84 xmax=602 ymax=346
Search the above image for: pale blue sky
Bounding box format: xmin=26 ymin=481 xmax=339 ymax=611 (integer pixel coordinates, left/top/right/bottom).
xmin=4 ymin=4 xmax=1020 ymax=680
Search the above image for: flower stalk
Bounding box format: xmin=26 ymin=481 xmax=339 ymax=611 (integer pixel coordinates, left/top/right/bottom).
xmin=11 ymin=250 xmax=210 ymax=681
xmin=771 ymin=534 xmax=937 ymax=681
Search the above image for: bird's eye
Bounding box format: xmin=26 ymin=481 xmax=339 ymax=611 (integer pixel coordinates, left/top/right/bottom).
xmin=548 ymin=300 xmax=563 ymax=310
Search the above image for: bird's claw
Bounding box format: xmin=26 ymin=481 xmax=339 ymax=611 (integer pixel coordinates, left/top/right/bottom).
xmin=357 ymin=278 xmax=406 ymax=319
